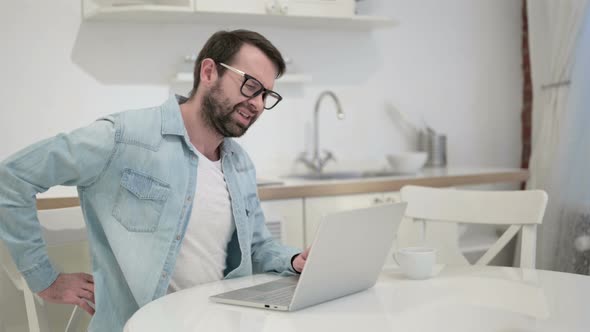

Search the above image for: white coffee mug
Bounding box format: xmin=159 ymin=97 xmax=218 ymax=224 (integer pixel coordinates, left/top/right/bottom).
xmin=394 ymin=247 xmax=436 ymax=280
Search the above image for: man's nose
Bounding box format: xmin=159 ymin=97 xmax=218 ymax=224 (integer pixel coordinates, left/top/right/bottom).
xmin=247 ymin=93 xmax=264 ymax=113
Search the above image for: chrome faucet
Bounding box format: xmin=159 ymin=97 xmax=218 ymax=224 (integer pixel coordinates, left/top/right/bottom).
xmin=298 ymin=91 xmax=345 ymax=174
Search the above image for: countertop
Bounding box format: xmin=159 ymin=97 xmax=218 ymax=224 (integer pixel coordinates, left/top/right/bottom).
xmin=35 ymin=167 xmax=528 ymax=209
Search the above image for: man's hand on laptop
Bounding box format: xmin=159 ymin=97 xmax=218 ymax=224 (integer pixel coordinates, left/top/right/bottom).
xmin=292 ymin=246 xmax=311 ymax=273
xmin=38 ymin=272 xmax=96 ymax=315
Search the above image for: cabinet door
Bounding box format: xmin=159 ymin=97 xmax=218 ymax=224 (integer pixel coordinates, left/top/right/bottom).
xmin=303 ymin=193 xmax=385 ymax=247
xmin=287 ymin=0 xmax=354 ymax=17
xmin=380 ymin=191 xmax=402 ymax=204
xmin=196 ymin=0 xmax=267 ymax=14
xmin=261 ymin=199 xmax=304 ymax=248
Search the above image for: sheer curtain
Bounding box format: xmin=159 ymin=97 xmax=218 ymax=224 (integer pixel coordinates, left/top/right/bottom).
xmin=527 ymin=0 xmax=590 ymax=272
xmin=553 ymin=11 xmax=590 ymax=274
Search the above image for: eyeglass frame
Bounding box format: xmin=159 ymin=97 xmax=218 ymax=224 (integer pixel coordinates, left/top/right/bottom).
xmin=217 ymin=62 xmax=283 ymax=110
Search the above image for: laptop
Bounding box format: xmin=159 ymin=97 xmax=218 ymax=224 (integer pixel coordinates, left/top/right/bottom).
xmin=209 ymin=203 xmax=407 ymax=311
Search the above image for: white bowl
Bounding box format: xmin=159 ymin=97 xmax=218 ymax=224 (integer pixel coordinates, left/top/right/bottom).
xmin=386 ymin=152 xmax=427 ymax=173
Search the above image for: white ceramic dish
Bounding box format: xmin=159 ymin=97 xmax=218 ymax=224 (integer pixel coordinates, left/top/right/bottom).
xmin=386 ymin=152 xmax=427 ymax=174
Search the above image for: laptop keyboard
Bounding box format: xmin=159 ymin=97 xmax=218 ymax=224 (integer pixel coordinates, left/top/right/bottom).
xmin=211 ymin=277 xmax=299 ymax=307
xmin=248 ymin=285 xmax=296 ymax=306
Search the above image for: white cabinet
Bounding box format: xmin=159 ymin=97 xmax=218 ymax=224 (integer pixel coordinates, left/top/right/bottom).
xmin=196 ymin=0 xmax=266 ymax=15
xmin=303 ymin=191 xmax=402 ymax=267
xmin=285 ymin=0 xmax=354 ymax=18
xmin=82 ymin=0 xmax=395 ymax=29
xmin=260 ymin=192 xmax=400 ymax=251
xmin=259 ymin=193 xmax=399 ymax=251
xmin=304 ymin=192 xmax=400 ymax=247
xmin=83 ymin=0 xmax=195 ymax=15
xmin=261 ymin=199 xmax=305 ymax=249
xmin=376 ymin=191 xmax=402 ymax=205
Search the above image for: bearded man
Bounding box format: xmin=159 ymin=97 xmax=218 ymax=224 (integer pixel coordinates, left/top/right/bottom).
xmin=0 ymin=29 xmax=308 ymax=332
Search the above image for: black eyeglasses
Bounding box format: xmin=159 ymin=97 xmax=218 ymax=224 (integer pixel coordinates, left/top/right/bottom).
xmin=218 ymin=62 xmax=283 ymax=110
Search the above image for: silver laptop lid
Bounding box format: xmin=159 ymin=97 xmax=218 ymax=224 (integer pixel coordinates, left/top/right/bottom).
xmin=289 ymin=203 xmax=406 ymax=311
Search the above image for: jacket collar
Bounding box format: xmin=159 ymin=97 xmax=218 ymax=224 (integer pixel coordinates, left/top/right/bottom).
xmin=160 ymin=94 xmax=187 ymax=137
xmin=160 ymin=94 xmax=236 ymax=155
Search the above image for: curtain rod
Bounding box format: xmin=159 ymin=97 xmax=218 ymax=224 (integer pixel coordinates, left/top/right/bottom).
xmin=541 ymin=80 xmax=571 ymax=90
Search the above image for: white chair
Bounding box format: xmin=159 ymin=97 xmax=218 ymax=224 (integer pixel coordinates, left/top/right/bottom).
xmin=0 ymin=206 xmax=89 ymax=332
xmin=398 ymin=185 xmax=548 ymax=268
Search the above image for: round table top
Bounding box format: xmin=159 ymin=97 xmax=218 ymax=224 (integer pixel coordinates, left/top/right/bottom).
xmin=124 ymin=265 xmax=590 ymax=332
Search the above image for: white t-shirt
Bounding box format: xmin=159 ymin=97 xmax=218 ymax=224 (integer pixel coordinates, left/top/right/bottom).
xmin=167 ymin=151 xmax=235 ymax=293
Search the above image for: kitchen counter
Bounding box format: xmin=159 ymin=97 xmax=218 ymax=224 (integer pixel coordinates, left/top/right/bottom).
xmin=258 ymin=167 xmax=528 ymax=200
xmin=35 ymin=167 xmax=527 ymax=209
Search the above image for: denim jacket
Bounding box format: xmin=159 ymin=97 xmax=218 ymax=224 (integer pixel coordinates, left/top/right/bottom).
xmin=0 ymin=95 xmax=300 ymax=331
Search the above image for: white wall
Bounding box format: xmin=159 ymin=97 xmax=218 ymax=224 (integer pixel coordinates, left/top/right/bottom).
xmin=0 ymin=0 xmax=522 ymax=178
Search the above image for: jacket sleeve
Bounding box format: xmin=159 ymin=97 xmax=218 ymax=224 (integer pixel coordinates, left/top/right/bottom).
xmin=249 ymin=196 xmax=302 ymax=276
xmin=0 ymin=117 xmax=116 ymax=292
xmin=245 ymin=164 xmax=301 ymax=275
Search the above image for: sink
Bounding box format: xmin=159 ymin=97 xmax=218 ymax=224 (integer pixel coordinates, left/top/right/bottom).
xmin=285 ymin=170 xmax=406 ymax=181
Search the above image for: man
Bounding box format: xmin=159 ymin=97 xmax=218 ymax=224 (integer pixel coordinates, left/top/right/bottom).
xmin=0 ymin=29 xmax=309 ymax=331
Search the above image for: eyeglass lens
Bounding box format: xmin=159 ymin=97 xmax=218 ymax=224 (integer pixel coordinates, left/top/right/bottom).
xmin=241 ymin=77 xmax=280 ymax=109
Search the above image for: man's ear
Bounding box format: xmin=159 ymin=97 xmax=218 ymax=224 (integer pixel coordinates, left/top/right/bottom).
xmin=200 ymin=58 xmax=218 ymax=86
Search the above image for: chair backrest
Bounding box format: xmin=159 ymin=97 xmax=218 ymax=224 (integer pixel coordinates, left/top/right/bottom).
xmin=0 ymin=206 xmax=89 ymax=332
xmin=1 ymin=207 xmax=88 ymax=288
xmin=399 ymin=185 xmax=548 ymax=268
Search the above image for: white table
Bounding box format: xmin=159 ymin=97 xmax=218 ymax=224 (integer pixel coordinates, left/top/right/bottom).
xmin=124 ymin=265 xmax=590 ymax=332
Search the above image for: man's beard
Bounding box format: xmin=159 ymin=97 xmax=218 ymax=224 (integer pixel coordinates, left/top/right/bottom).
xmin=201 ymin=83 xmax=257 ymax=138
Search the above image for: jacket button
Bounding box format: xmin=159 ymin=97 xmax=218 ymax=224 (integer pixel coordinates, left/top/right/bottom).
xmin=176 ymin=235 xmax=181 ymax=241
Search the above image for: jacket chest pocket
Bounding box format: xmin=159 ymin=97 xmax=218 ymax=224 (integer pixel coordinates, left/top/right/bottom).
xmin=113 ymin=169 xmax=170 ymax=232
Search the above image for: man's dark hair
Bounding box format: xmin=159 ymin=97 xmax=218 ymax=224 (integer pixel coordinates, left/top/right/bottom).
xmin=189 ymin=29 xmax=286 ymax=98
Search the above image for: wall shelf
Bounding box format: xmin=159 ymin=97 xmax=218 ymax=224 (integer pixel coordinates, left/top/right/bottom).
xmin=83 ymin=4 xmax=395 ymax=29
xmin=173 ymin=72 xmax=312 ymax=84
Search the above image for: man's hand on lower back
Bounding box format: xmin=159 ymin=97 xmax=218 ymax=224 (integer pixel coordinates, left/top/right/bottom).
xmin=38 ymin=272 xmax=95 ymax=315
xmin=292 ymin=246 xmax=311 ymax=273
